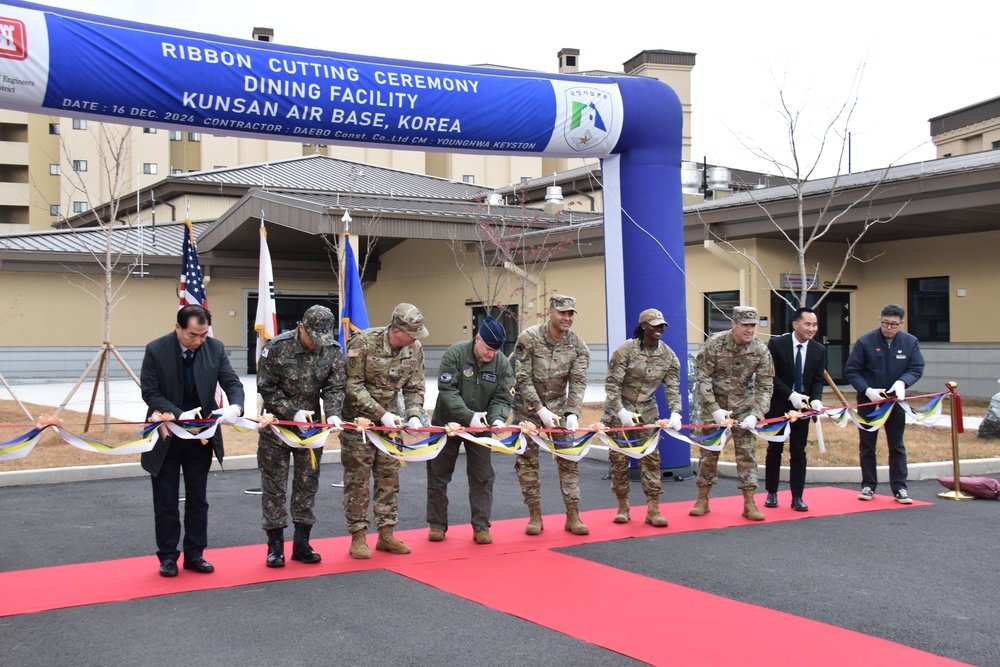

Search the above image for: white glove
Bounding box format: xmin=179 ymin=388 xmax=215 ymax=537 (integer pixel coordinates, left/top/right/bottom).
xmin=469 ymin=411 xmax=487 ymax=428
xmin=739 ymin=415 xmax=758 ymax=431
xmin=669 ymin=412 xmax=683 ymax=431
xmin=564 ymin=414 xmax=579 ymax=431
xmin=405 ymin=416 xmax=423 ymax=436
xmin=211 ymin=404 xmax=241 ymax=426
xmin=889 ymin=381 xmax=906 ymax=401
xmin=712 ymin=408 xmax=731 ymax=425
xmin=491 ymin=419 xmax=506 ymax=429
xmin=617 ymin=408 xmax=641 ymax=426
xmin=536 ymin=405 xmax=559 ymax=428
xmin=292 ymin=409 xmax=314 ymax=433
xmin=865 ymin=387 xmax=886 ymax=403
xmin=380 ymin=412 xmax=403 ymax=429
xmin=326 ymin=415 xmax=344 ymax=433
xmin=809 ymin=400 xmax=824 ymax=414
xmin=178 ymin=408 xmax=200 ymax=421
xmin=788 ymin=391 xmax=808 ymax=410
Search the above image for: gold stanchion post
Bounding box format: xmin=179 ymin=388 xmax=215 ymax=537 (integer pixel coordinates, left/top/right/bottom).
xmin=938 ymin=381 xmax=975 ymax=501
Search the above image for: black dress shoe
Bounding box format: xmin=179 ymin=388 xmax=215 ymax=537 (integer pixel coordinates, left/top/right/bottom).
xmin=791 ymin=497 xmax=809 ymax=512
xmin=183 ymin=556 xmax=215 ymax=574
xmin=763 ymin=492 xmax=778 ymax=508
xmin=159 ymin=559 xmax=178 ymax=577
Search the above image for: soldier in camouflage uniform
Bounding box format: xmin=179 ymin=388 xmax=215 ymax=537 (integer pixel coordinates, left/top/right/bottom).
xmin=341 ymin=303 xmax=428 ymax=559
xmin=426 ymin=316 xmax=513 ymax=545
xmin=512 ymin=294 xmax=591 ymax=536
xmin=257 ymin=305 xmax=346 ymax=568
xmin=690 ymin=306 xmax=774 ymax=521
xmin=602 ymin=308 xmax=683 ymax=528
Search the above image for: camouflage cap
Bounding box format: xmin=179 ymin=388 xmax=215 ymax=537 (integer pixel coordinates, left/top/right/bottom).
xmin=390 ymin=302 xmax=429 ymax=339
xmin=302 ymin=305 xmax=336 ymax=346
xmin=549 ymin=294 xmax=577 ymax=312
xmin=732 ymin=306 xmax=759 ymax=324
xmin=638 ymin=308 xmax=668 ymax=327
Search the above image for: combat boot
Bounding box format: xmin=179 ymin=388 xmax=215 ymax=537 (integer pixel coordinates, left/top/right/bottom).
xmin=689 ymin=485 xmax=712 ymax=516
xmin=645 ymin=497 xmax=669 ymax=528
xmin=375 ymin=526 xmax=411 ymax=554
xmin=564 ymin=502 xmax=590 ymax=535
xmin=291 ymin=523 xmax=322 ymax=564
xmin=613 ymin=496 xmax=631 ymax=524
xmin=525 ymin=502 xmax=544 ymax=535
xmin=742 ymin=488 xmax=765 ymax=521
xmin=265 ymin=528 xmax=285 ymax=568
xmin=349 ymin=529 xmax=371 ymax=560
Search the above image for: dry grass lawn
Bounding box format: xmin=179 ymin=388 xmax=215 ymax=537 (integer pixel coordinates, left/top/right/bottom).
xmin=1 ymin=398 xmax=997 ymax=472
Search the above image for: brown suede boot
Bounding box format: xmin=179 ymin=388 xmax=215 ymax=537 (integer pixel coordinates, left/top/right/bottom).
xmin=689 ymin=485 xmax=712 ymax=516
xmin=645 ymin=497 xmax=669 ymax=527
xmin=375 ymin=526 xmax=411 ymax=554
xmin=742 ymin=488 xmax=765 ymax=521
xmin=349 ymin=530 xmax=371 ymax=560
xmin=525 ymin=502 xmax=544 ymax=535
xmin=564 ymin=503 xmax=590 ymax=535
xmin=613 ymin=497 xmax=630 ymax=524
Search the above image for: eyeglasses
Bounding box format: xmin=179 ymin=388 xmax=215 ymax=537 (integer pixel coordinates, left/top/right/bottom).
xmin=880 ymin=320 xmax=902 ymax=328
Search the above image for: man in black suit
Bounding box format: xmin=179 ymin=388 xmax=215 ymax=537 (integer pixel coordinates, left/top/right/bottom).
xmin=140 ymin=305 xmax=245 ymax=577
xmin=764 ymin=307 xmax=827 ymax=512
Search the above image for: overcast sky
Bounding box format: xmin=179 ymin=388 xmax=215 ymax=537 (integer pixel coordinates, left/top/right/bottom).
xmin=36 ymin=0 xmax=999 ymax=178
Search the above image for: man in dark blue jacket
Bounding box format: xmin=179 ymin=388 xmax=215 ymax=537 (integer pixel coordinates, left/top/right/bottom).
xmin=844 ymin=304 xmax=924 ymax=504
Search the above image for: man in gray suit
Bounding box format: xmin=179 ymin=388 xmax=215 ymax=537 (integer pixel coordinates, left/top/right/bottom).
xmin=141 ymin=305 xmax=245 ymax=577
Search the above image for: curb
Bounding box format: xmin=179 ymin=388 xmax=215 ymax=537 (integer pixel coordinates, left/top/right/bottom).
xmin=2 ymin=445 xmax=998 ymax=488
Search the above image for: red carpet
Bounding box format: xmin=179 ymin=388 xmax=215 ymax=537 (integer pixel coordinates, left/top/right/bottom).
xmin=0 ymin=487 xmax=965 ymax=666
xmin=390 ymin=550 xmax=967 ymax=667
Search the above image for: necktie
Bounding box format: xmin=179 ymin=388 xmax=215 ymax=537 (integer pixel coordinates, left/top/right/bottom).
xmin=183 ymin=349 xmax=195 ymax=391
xmin=793 ymin=343 xmax=804 ymax=394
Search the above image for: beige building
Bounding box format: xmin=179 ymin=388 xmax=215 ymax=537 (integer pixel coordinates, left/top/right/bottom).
xmin=930 ymin=95 xmax=1000 ymax=158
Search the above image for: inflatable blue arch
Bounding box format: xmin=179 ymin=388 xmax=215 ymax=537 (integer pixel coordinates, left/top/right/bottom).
xmin=0 ymin=0 xmax=688 ymax=457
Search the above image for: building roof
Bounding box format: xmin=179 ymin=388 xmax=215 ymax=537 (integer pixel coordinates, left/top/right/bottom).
xmin=929 ymin=95 xmax=1000 ymax=136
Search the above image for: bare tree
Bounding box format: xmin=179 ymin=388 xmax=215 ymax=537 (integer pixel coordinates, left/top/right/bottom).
xmin=705 ymin=61 xmax=908 ymax=311
xmin=41 ymin=124 xmax=142 ymax=431
xmin=451 ymin=185 xmax=573 ymax=329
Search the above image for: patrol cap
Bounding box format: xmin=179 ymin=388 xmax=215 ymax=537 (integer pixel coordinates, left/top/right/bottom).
xmin=302 ymin=305 xmax=336 ymax=346
xmin=549 ymin=294 xmax=577 ymax=312
xmin=478 ymin=316 xmax=506 ymax=350
xmin=638 ymin=308 xmax=668 ymax=327
xmin=732 ymin=306 xmax=759 ymax=324
xmin=390 ymin=303 xmax=429 ymax=339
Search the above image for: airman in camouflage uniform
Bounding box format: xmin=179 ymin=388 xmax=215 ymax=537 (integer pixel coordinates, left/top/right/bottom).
xmin=513 ymin=294 xmax=591 ymax=536
xmin=602 ymin=309 xmax=683 ymax=528
xmin=257 ymin=305 xmax=346 ymax=568
xmin=341 ymin=303 xmax=427 ymax=559
xmin=690 ymin=306 xmax=774 ymax=521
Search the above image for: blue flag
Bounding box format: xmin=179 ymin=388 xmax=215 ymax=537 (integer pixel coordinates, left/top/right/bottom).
xmin=340 ymin=236 xmax=369 ymax=347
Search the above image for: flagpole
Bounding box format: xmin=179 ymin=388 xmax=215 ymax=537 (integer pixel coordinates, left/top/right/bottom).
xmin=340 ymin=211 xmax=351 ymax=343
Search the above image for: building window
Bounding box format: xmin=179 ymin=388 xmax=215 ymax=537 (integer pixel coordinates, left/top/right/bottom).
xmin=302 ymin=143 xmax=312 ymax=147
xmin=170 ymin=168 xmax=183 ymax=175
xmin=462 ymin=175 xmax=475 ymax=184
xmin=72 ymin=159 xmax=87 ymax=172
xmin=169 ymin=130 xmax=183 ymax=141
xmin=213 ymin=165 xmax=226 ymax=170
xmin=72 ymin=201 xmax=88 ymax=213
xmin=188 ymin=132 xmax=201 ymax=142
xmin=49 ymin=164 xmax=60 ymax=175
xmin=704 ymin=290 xmax=741 ymax=339
xmin=49 ymin=204 xmax=60 ymax=216
xmin=143 ymin=163 xmax=157 ymax=175
xmin=907 ymin=276 xmax=949 ymax=342
xmin=48 ymin=123 xmax=60 ymax=135
xmin=993 ymin=141 xmax=1000 ymax=150
xmin=520 ymin=176 xmax=531 ymax=183
xmin=143 ymin=127 xmax=157 ymax=134
xmin=72 ymin=118 xmax=87 ymax=130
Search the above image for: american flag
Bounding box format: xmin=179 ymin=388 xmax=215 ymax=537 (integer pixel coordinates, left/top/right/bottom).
xmin=179 ymin=220 xmax=208 ymax=309
xmin=178 ymin=220 xmax=224 ymax=407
